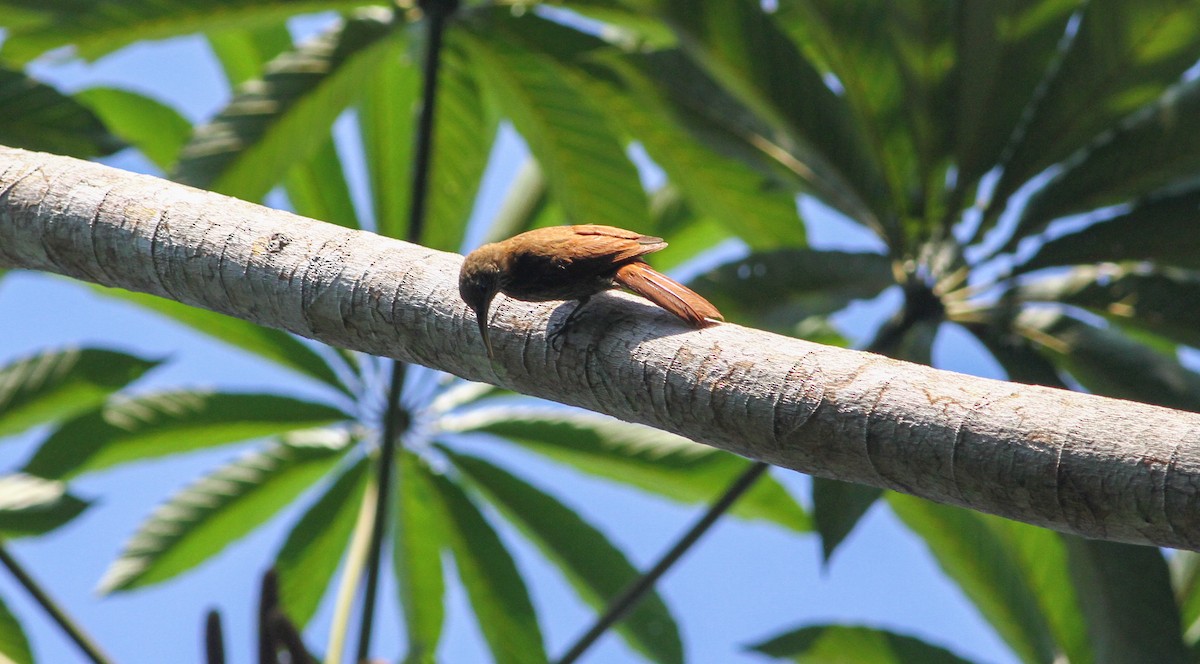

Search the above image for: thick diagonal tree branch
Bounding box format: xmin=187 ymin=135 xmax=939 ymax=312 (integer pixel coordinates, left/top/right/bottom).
xmin=3 ymin=146 xmax=1199 ymax=550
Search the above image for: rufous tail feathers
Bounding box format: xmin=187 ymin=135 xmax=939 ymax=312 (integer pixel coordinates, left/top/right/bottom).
xmin=613 ymin=262 xmax=723 ymax=327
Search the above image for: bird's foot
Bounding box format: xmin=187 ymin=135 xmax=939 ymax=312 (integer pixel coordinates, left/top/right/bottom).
xmin=547 ymin=297 xmax=590 ymax=352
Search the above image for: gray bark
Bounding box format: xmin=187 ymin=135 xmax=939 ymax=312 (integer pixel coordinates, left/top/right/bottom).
xmin=2 ymin=146 xmax=1199 ymax=550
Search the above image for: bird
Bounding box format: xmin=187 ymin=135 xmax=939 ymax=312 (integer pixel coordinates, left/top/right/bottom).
xmin=458 ymin=224 xmax=723 ymax=358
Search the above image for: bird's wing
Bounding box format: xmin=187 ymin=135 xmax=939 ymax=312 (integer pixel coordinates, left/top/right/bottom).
xmin=565 ymin=225 xmax=666 ymax=263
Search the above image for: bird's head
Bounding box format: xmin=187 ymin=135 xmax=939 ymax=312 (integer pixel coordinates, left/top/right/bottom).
xmin=458 ymin=247 xmax=504 ymax=359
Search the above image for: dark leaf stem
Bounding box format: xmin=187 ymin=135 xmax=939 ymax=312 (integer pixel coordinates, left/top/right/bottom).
xmin=205 ymin=610 xmax=225 ymax=664
xmin=0 ymin=543 xmax=114 ymax=664
xmin=554 ymin=462 xmax=770 ymax=664
xmin=258 ymin=570 xmax=280 ymax=664
xmin=354 ymin=0 xmax=458 ymax=660
xmin=354 ymin=361 xmax=406 ymax=661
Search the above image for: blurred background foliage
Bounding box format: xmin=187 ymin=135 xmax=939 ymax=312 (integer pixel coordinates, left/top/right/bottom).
xmin=3 ymin=1 xmax=1200 ymax=662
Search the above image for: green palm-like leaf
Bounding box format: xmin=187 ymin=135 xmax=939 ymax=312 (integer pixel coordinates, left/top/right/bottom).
xmin=642 ymin=185 xmax=734 ymax=272
xmin=1017 ymin=186 xmax=1200 ymax=273
xmin=24 ymin=391 xmax=349 ymax=479
xmin=0 ymin=0 xmax=60 ymax=32
xmin=282 ymin=137 xmax=362 ymax=229
xmin=358 ymin=26 xmax=419 ymax=238
xmin=443 ymin=448 xmax=683 ymax=664
xmin=420 ymin=31 xmax=498 ymax=251
xmin=73 ymin=87 xmax=191 ymax=170
xmin=0 ymin=590 xmax=32 ymax=664
xmin=1019 ymin=265 xmax=1200 ymax=349
xmin=93 ymin=285 xmax=353 ymax=395
xmin=657 ymin=0 xmax=889 ymax=231
xmin=99 ymin=430 xmax=352 ymax=593
xmin=811 ymin=480 xmax=883 ymax=564
xmin=690 ymin=249 xmax=894 ymax=333
xmin=1066 ymin=538 xmax=1189 ymax=663
xmin=0 ymin=68 xmax=123 ymax=158
xmin=1013 ymin=309 xmax=1200 ymax=411
xmin=0 ymin=0 xmax=386 ymax=64
xmin=460 ymin=11 xmax=649 ymax=230
xmin=174 ymin=12 xmax=400 ymax=203
xmin=440 ymin=408 xmax=809 ymax=532
xmin=274 ymin=455 xmax=369 ymax=627
xmin=0 ymin=347 xmax=159 ymax=439
xmin=395 ymin=450 xmax=447 ymax=663
xmin=775 ymin=1 xmax=957 ymax=237
xmin=206 ymin=25 xmax=362 ymax=229
xmin=749 ymin=624 xmax=974 ymax=663
xmin=207 ymin=25 xmax=293 ymax=87
xmin=948 ymin=0 xmax=1082 ymax=196
xmin=691 ymin=248 xmax=897 ymax=331
xmin=888 ymin=494 xmax=1092 ymax=664
xmin=986 ymin=0 xmax=1200 ymax=227
xmin=364 ymin=25 xmax=497 ymax=246
xmin=1172 ymin=552 xmax=1200 ymax=645
xmin=0 ymin=473 xmax=89 ymax=537
xmin=629 ymin=45 xmax=814 ymax=206
xmin=424 ymin=463 xmax=548 ymax=664
xmin=586 ymin=50 xmax=804 ymax=248
xmin=1015 ymin=78 xmax=1200 ymax=243
xmin=960 ymin=320 xmax=1068 ymax=389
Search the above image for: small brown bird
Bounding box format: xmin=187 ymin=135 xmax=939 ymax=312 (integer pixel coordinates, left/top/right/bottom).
xmin=459 ymin=224 xmax=723 ymax=358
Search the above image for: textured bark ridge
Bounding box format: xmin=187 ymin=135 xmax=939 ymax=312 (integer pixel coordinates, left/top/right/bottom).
xmin=3 ymin=146 xmax=1198 ymax=550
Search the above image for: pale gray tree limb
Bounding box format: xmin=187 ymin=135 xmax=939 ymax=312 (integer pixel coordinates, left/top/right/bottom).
xmin=2 ymin=145 xmax=1198 ymax=550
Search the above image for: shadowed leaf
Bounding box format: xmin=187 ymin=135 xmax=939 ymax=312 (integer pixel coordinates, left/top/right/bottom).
xmin=174 ymin=12 xmax=400 ymax=203
xmin=92 ymin=285 xmax=352 ymax=395
xmin=425 ymin=465 xmax=547 ymax=664
xmin=1067 ymin=538 xmax=1188 ymax=663
xmin=0 ymin=68 xmax=123 ymax=158
xmin=24 ymin=391 xmax=349 ymax=479
xmin=0 ymin=347 xmax=159 ymax=439
xmin=460 ymin=11 xmax=648 ymax=230
xmin=0 ymin=0 xmax=386 ymax=64
xmin=1014 ymin=309 xmax=1200 ymax=411
xmin=441 ymin=407 xmax=809 ymax=532
xmin=395 ymin=451 xmax=447 ymax=663
xmin=691 ymin=249 xmax=893 ymax=333
xmin=75 ymin=87 xmax=191 ymax=170
xmin=749 ymin=624 xmax=974 ymax=663
xmin=274 ymin=455 xmax=369 ymax=626
xmin=889 ymin=494 xmax=1091 ymax=664
xmin=99 ymin=430 xmax=352 ymax=593
xmin=0 ymin=474 xmax=89 ymax=537
xmin=444 ymin=448 xmax=683 ymax=664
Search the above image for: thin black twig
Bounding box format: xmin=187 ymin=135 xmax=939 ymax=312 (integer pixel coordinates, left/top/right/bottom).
xmin=0 ymin=543 xmax=114 ymax=664
xmin=353 ymin=0 xmax=457 ymax=659
xmin=205 ymin=609 xmax=225 ymax=664
xmin=554 ymin=462 xmax=771 ymax=664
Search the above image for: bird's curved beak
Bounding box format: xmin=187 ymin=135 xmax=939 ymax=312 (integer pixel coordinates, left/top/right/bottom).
xmin=475 ymin=301 xmax=494 ymax=359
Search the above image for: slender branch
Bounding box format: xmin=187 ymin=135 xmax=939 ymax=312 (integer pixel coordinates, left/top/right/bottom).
xmin=6 ymin=145 xmax=1200 ymax=548
xmin=554 ymin=462 xmax=770 ymax=664
xmin=258 ymin=570 xmax=280 ymax=664
xmin=354 ymin=362 xmax=406 ymax=661
xmin=354 ymin=0 xmax=457 ymax=659
xmin=0 ymin=543 xmax=114 ymax=664
xmin=405 ymin=0 xmax=457 ymax=247
xmin=205 ymin=609 xmax=225 ymax=664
